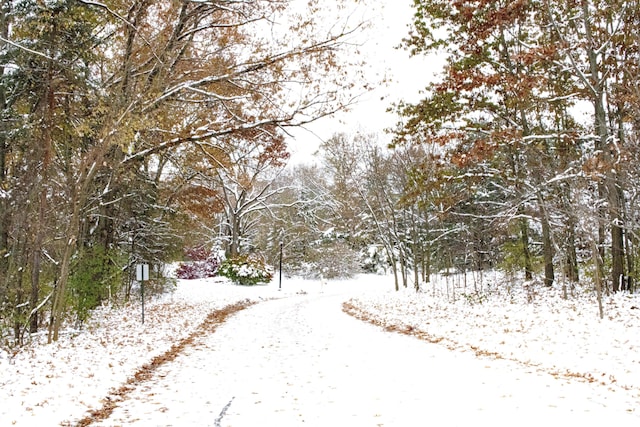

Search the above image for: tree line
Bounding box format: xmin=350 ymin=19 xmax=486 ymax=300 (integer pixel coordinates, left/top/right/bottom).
xmin=4 ymin=0 xmax=639 ymax=349
xmin=391 ymin=0 xmax=640 ymax=295
xmin=261 ymin=0 xmax=640 ymax=299
xmin=0 ymin=0 xmax=365 ymax=345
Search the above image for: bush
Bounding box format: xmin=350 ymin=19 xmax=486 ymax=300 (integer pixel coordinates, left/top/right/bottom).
xmin=69 ymin=246 xmax=123 ymax=323
xmin=218 ymin=255 xmax=274 ymax=286
xmin=176 ymin=247 xmax=221 ymax=280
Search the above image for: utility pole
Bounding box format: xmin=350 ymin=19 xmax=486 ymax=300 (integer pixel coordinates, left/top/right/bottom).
xmin=279 ymin=241 xmax=283 ymax=291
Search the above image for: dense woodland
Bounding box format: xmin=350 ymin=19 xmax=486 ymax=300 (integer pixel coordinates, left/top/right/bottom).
xmin=0 ymin=0 xmax=366 ymax=345
xmin=392 ymin=0 xmax=640 ymax=294
xmin=2 ymin=0 xmax=640 ymax=347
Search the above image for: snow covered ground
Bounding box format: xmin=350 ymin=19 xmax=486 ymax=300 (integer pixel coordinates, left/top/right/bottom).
xmin=1 ymin=273 xmax=639 ymax=426
xmin=349 ymin=273 xmax=640 ymax=395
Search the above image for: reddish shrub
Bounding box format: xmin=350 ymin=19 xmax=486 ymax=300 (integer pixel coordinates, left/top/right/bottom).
xmin=176 ymin=247 xmax=221 ymax=280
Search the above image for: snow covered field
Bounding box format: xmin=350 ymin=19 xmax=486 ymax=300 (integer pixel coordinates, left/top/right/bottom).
xmin=1 ymin=273 xmax=639 ymax=426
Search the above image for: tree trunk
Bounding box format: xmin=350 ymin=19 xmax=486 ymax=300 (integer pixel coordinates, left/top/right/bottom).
xmin=411 ymin=214 xmax=421 ymax=291
xmin=398 ymin=243 xmax=408 ymax=288
xmin=565 ymin=227 xmax=580 ymax=283
xmin=592 ymin=238 xmax=604 ymax=319
xmin=29 ymin=49 xmax=56 ymax=334
xmin=581 ymin=0 xmax=625 ymax=291
xmin=49 ymin=144 xmax=106 ymax=342
xmin=538 ymin=194 xmax=554 ymax=287
xmin=390 ymin=251 xmax=399 ymax=292
xmin=29 ymin=188 xmax=47 ymax=333
xmin=228 ymin=213 xmax=240 ymax=258
xmin=0 ymin=0 xmax=10 ymax=282
xmin=624 ymin=218 xmax=635 ymax=293
xmin=413 ymin=248 xmax=420 ymax=292
xmin=561 ymin=183 xmax=580 ymax=283
xmin=423 ymin=246 xmax=431 ymax=283
xmin=48 ymin=195 xmax=80 ymax=343
xmin=519 ymin=216 xmax=533 ymax=280
xmin=611 ymin=211 xmax=625 ymax=291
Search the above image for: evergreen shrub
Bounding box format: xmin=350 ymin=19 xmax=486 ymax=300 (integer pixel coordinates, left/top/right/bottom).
xmin=69 ymin=246 xmax=123 ymax=322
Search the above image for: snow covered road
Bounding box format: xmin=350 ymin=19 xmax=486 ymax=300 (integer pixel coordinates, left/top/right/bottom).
xmin=92 ymin=288 xmax=638 ymax=427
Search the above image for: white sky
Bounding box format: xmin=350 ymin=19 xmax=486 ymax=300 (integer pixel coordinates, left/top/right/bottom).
xmin=286 ymin=0 xmax=446 ymax=165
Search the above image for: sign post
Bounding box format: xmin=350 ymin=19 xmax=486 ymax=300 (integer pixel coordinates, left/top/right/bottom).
xmin=136 ymin=264 xmax=149 ymax=324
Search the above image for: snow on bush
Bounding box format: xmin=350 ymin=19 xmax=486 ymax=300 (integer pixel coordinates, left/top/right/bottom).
xmin=218 ymin=255 xmax=274 ymax=286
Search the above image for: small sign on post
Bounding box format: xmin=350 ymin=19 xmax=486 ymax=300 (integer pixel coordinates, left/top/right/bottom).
xmin=136 ymin=264 xmax=149 ymax=324
xmin=136 ymin=264 xmax=149 ymax=281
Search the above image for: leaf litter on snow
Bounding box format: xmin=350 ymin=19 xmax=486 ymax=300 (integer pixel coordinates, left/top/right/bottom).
xmin=346 ymin=272 xmax=640 ymax=398
xmin=2 ymin=273 xmax=640 ymax=425
xmin=0 ymin=277 xmax=272 ymax=426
